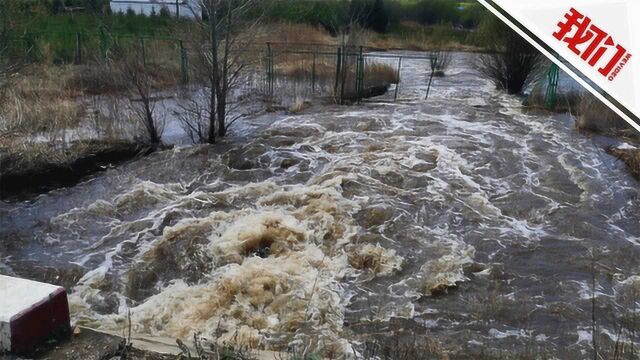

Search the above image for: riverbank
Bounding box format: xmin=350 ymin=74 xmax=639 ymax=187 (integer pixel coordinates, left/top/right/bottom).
xmin=608 ymin=147 xmax=640 ymax=180
xmin=2 ymin=53 xmax=638 ymax=359
xmin=0 ymin=140 xmax=159 ymax=200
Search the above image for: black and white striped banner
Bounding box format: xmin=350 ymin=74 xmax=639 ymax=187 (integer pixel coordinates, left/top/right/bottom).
xmin=479 ymin=0 xmax=640 ymax=133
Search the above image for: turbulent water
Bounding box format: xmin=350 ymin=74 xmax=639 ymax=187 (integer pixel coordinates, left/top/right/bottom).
xmin=1 ymin=53 xmax=639 ymax=358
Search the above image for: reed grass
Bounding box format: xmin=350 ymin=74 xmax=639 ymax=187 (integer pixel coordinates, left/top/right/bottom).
xmin=608 ymin=148 xmax=640 ymax=180
xmin=575 ymin=95 xmax=632 ymax=134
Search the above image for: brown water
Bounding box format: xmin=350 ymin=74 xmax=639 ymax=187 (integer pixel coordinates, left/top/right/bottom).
xmin=1 ymin=53 xmax=639 ymax=358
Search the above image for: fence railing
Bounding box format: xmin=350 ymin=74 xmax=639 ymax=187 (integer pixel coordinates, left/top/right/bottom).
xmin=261 ymin=43 xmax=435 ymax=103
xmin=7 ymin=32 xmax=437 ymax=103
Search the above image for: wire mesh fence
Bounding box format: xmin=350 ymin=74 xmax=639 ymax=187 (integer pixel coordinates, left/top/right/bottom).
xmin=8 ymin=32 xmax=437 ymax=104
xmin=527 ymin=61 xmax=591 ymax=112
xmin=261 ymin=42 xmax=435 ymax=104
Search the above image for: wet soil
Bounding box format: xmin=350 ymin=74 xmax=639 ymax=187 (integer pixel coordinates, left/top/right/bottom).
xmin=0 ymin=141 xmax=160 ymax=200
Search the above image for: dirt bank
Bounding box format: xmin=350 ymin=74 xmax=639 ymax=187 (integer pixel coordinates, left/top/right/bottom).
xmin=0 ymin=141 xmax=159 ymax=200
xmin=608 ymin=147 xmax=640 ymax=180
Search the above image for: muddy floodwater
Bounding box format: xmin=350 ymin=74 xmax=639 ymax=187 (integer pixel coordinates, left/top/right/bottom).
xmin=1 ymin=53 xmax=639 ymax=358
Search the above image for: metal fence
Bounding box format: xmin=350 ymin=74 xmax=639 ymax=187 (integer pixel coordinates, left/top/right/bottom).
xmin=8 ymin=32 xmax=437 ymax=103
xmin=259 ymin=42 xmax=436 ymax=103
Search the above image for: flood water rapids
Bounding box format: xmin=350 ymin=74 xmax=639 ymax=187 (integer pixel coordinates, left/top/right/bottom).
xmin=1 ymin=53 xmax=639 ymax=358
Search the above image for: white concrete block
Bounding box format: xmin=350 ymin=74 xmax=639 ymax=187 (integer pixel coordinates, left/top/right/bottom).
xmin=0 ymin=275 xmax=71 ymax=354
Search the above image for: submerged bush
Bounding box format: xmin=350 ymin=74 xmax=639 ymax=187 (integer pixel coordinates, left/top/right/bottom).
xmin=475 ymin=16 xmax=543 ymax=94
xmin=575 ymin=94 xmax=632 ymax=133
xmin=608 ymin=148 xmax=640 ymax=180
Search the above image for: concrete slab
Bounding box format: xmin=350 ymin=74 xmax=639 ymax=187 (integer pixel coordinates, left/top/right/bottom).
xmin=90 ymin=328 xmax=288 ymax=360
xmin=0 ymin=275 xmax=71 ymax=354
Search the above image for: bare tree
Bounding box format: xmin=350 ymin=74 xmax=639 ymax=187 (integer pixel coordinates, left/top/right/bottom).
xmin=333 ymin=11 xmax=371 ymax=104
xmin=183 ymin=0 xmax=262 ymax=144
xmin=430 ymin=50 xmax=452 ymax=75
xmin=475 ymin=16 xmax=543 ymax=95
xmin=178 ymin=87 xmax=211 ymax=143
xmin=113 ymin=47 xmax=164 ymax=145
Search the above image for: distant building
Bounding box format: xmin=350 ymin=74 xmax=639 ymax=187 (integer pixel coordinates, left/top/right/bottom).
xmin=109 ymin=0 xmax=200 ymax=18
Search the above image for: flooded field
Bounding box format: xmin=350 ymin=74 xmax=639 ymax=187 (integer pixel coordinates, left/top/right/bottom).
xmin=1 ymin=53 xmax=639 ymax=358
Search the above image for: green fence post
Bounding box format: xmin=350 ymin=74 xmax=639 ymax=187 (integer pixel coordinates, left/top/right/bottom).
xmin=394 ymin=57 xmax=402 ymax=102
xmin=266 ymin=42 xmax=273 ymax=96
xmin=263 ymin=46 xmax=268 ymax=93
xmin=311 ymin=51 xmax=316 ymax=94
xmin=425 ymin=68 xmax=435 ymax=100
xmin=354 ymin=50 xmax=359 ymax=102
xmin=334 ymin=47 xmax=342 ymax=101
xmin=74 ymin=32 xmax=82 ymax=65
xmin=546 ymin=63 xmax=560 ymax=110
xmin=356 ymin=46 xmax=364 ymax=103
xmin=140 ymin=37 xmax=146 ymax=67
xmin=99 ymin=26 xmax=109 ymax=62
xmin=179 ymin=40 xmax=189 ymax=85
xmin=426 ymin=53 xmax=437 ymax=100
xmin=22 ymin=34 xmax=36 ymax=61
xmin=355 ymin=47 xmax=360 ymax=103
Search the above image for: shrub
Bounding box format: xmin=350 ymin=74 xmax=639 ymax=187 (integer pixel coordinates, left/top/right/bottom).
xmin=159 ymin=6 xmax=171 ymax=18
xmin=608 ymin=148 xmax=640 ymax=180
xmin=525 ymin=83 xmax=583 ymax=113
xmin=475 ymin=16 xmax=543 ymax=94
xmin=430 ymin=50 xmax=452 ymax=76
xmin=350 ymin=0 xmax=390 ymax=33
xmin=575 ymin=94 xmax=631 ymax=133
xmin=50 ymin=0 xmax=64 ymax=14
xmin=413 ymin=0 xmax=460 ymax=25
xmin=459 ymin=2 xmax=485 ymax=29
xmin=254 ymin=0 xmax=348 ymax=30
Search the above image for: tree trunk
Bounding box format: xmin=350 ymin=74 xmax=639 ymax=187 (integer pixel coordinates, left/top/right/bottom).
xmin=207 ymin=1 xmax=219 ymax=144
xmin=207 ymin=82 xmax=216 ymax=144
xmin=143 ymin=99 xmax=160 ymax=144
xmin=217 ymin=94 xmax=226 ymax=137
xmin=217 ymin=3 xmax=232 ymax=138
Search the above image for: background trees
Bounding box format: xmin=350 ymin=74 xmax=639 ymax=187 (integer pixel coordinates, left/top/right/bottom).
xmin=179 ymin=0 xmax=261 ymax=144
xmin=349 ymin=0 xmax=389 ymax=33
xmin=112 ymin=45 xmax=164 ymax=145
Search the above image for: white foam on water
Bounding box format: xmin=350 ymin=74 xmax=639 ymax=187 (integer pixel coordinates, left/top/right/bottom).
xmin=11 ymin=52 xmax=637 ymax=357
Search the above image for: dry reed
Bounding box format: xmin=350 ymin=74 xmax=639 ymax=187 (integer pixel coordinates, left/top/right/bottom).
xmin=575 ymin=94 xmax=632 ymax=133
xmin=608 ymin=148 xmax=640 ymax=180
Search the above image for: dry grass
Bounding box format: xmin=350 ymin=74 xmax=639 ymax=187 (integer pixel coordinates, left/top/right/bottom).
xmin=253 ymin=21 xmax=478 ymax=52
xmin=0 ymin=61 xmax=156 ymax=198
xmin=0 ymin=41 xmax=182 ymax=142
xmin=525 ymin=82 xmax=585 ymax=114
xmin=271 ymin=51 xmax=398 ymax=103
xmin=0 ymin=66 xmax=85 ymax=142
xmin=276 ymin=60 xmax=397 ymax=86
xmin=1 ymin=141 xmax=92 ymax=175
xmin=370 ymin=36 xmax=477 ymax=52
xmin=369 ymin=22 xmax=481 ymax=52
xmin=65 ymin=63 xmax=181 ymax=95
xmin=608 ymin=148 xmax=640 ymax=180
xmin=276 ymin=59 xmax=335 ymax=79
xmin=253 ymin=22 xmax=336 ymax=46
xmin=63 ymin=65 xmax=128 ymax=94
xmin=575 ymin=94 xmax=633 ymax=134
xmin=288 ymin=98 xmax=312 ymax=113
xmin=364 ymin=62 xmax=400 ymax=86
xmin=357 ymin=334 xmax=450 ymax=360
